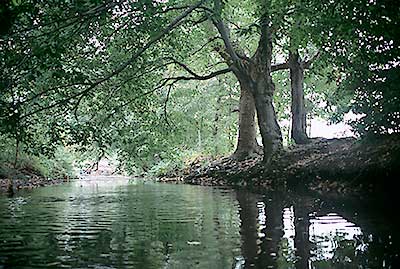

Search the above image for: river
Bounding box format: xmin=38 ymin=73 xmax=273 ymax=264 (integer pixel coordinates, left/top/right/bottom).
xmin=0 ymin=177 xmax=398 ymax=268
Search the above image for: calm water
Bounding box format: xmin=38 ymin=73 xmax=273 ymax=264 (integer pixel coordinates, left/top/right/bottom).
xmin=0 ymin=177 xmax=398 ymax=268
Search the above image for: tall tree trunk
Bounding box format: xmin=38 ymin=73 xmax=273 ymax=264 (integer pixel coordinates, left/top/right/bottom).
xmin=213 ymin=2 xmax=282 ymax=165
xmin=14 ymin=137 xmax=19 ymax=169
xmin=289 ymin=51 xmax=309 ymax=144
xmin=253 ymin=82 xmax=282 ymax=163
xmin=253 ymin=13 xmax=283 ymax=164
xmin=231 ymin=84 xmax=262 ymax=160
xmin=232 ymin=29 xmax=283 ymax=164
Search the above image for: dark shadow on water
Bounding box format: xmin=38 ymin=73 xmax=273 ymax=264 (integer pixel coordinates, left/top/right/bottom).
xmin=236 ymin=189 xmax=400 ymax=268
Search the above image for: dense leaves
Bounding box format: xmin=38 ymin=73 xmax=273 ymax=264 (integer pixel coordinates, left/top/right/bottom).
xmin=304 ymin=0 xmax=400 ymax=135
xmin=1 ymin=0 xmax=399 ymax=174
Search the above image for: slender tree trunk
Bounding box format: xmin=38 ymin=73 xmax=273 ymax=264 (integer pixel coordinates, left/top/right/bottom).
xmin=231 ymin=84 xmax=262 ymax=160
xmin=213 ymin=95 xmax=221 ymax=154
xmin=14 ymin=137 xmax=19 ymax=169
xmin=197 ymin=118 xmax=202 ymax=150
xmin=289 ymin=51 xmax=309 ymax=144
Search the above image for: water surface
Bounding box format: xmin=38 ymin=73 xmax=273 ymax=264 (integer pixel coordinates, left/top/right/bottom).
xmin=0 ymin=177 xmax=398 ymax=268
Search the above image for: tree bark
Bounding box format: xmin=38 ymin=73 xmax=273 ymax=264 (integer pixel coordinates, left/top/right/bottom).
xmin=251 ymin=18 xmax=283 ymax=163
xmin=253 ymin=81 xmax=283 ymax=163
xmin=233 ymin=73 xmax=282 ymax=164
xmin=231 ymin=84 xmax=262 ymax=160
xmin=253 ymin=13 xmax=283 ymax=163
xmin=289 ymin=51 xmax=309 ymax=144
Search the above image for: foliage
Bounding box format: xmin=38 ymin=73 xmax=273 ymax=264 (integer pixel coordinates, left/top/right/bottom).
xmin=304 ymin=0 xmax=400 ymax=135
xmin=116 ymin=74 xmax=239 ymax=176
xmin=0 ymin=136 xmax=75 ymax=179
xmin=1 ymin=0 xmax=399 ymax=177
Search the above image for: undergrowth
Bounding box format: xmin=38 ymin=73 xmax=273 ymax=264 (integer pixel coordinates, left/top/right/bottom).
xmin=0 ymin=138 xmax=76 ymax=180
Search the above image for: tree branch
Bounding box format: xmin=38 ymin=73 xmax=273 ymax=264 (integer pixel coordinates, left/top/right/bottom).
xmin=208 ymin=0 xmax=240 ymax=65
xmin=19 ymin=0 xmax=205 ymax=119
xmin=10 ymin=1 xmax=119 ymax=39
xmin=163 ymin=84 xmax=174 ymax=126
xmin=164 ymin=67 xmax=232 ymax=83
xmin=164 ymin=57 xmax=232 ymax=80
xmin=271 ymin=62 xmax=289 ymax=72
xmin=90 ymin=0 xmax=206 ymax=88
xmin=189 ymin=36 xmax=221 ymax=57
xmin=212 ymin=19 xmax=240 ymax=63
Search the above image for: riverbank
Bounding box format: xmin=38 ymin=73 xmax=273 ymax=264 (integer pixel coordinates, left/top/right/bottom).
xmin=0 ymin=176 xmax=70 ymax=193
xmin=159 ymin=135 xmax=400 ymax=197
xmin=0 ymin=160 xmax=73 ymax=193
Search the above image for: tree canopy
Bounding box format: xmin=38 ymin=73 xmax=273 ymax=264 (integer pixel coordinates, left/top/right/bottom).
xmin=1 ymin=0 xmax=399 ymax=174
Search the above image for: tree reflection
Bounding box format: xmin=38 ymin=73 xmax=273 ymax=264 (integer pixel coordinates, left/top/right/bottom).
xmin=294 ymin=197 xmax=311 ymax=269
xmin=236 ymin=190 xmax=260 ymax=268
xmin=236 ymin=191 xmax=285 ymax=268
xmin=235 ymin=192 xmax=400 ymax=269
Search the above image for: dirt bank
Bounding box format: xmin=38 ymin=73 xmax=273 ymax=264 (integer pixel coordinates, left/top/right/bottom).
xmin=160 ymin=135 xmax=400 ymax=196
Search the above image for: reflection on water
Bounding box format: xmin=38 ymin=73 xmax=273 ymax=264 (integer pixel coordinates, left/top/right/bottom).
xmin=309 ymin=213 xmax=363 ymax=262
xmin=0 ymin=178 xmax=399 ymax=268
xmin=236 ymin=191 xmax=399 ymax=269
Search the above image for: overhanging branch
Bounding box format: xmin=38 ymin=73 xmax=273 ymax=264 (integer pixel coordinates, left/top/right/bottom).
xmin=165 ymin=67 xmax=232 ymax=83
xmin=212 ymin=19 xmax=240 ymax=64
xmin=19 ymin=0 xmax=205 ymax=119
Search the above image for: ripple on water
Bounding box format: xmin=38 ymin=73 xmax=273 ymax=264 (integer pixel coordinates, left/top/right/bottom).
xmin=1 ymin=179 xmax=398 ymax=268
xmin=0 ymin=179 xmax=242 ymax=269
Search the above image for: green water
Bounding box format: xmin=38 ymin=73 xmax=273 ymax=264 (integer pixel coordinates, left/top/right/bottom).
xmin=0 ymin=177 xmax=398 ymax=268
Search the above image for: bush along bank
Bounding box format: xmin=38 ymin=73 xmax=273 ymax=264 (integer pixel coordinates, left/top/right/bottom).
xmin=0 ymin=146 xmax=76 ymax=194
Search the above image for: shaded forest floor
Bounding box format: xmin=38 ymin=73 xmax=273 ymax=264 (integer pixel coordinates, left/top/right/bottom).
xmin=160 ymin=135 xmax=400 ymax=197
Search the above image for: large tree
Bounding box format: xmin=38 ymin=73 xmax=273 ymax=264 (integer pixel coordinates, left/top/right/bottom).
xmin=209 ymin=0 xmax=284 ymax=163
xmin=272 ymin=49 xmax=319 ymax=144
